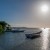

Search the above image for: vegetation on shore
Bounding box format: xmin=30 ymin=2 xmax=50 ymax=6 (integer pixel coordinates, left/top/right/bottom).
xmin=0 ymin=21 xmax=11 ymax=34
xmin=0 ymin=25 xmax=3 ymax=33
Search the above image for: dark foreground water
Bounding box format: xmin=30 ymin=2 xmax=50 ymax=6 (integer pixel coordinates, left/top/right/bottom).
xmin=0 ymin=28 xmax=50 ymax=50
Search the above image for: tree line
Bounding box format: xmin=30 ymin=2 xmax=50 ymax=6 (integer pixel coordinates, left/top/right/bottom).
xmin=0 ymin=21 xmax=11 ymax=33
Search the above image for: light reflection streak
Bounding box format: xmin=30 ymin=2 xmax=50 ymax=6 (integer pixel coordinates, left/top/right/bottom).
xmin=41 ymin=28 xmax=49 ymax=50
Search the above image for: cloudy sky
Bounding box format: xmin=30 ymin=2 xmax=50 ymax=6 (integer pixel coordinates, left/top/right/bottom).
xmin=0 ymin=0 xmax=50 ymax=27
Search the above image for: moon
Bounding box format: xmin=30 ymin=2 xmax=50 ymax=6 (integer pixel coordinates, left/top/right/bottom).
xmin=41 ymin=4 xmax=49 ymax=12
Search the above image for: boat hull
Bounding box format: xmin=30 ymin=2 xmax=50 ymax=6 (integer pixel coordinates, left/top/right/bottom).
xmin=25 ymin=31 xmax=42 ymax=39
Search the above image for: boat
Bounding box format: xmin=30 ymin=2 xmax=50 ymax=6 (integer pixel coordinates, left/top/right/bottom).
xmin=25 ymin=34 xmax=40 ymax=39
xmin=25 ymin=31 xmax=42 ymax=39
xmin=34 ymin=31 xmax=42 ymax=34
xmin=12 ymin=30 xmax=25 ymax=33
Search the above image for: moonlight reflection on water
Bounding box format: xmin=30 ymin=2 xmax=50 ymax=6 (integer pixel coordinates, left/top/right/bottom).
xmin=41 ymin=28 xmax=49 ymax=50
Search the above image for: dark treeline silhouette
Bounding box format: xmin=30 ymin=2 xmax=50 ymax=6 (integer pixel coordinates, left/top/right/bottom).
xmin=0 ymin=21 xmax=11 ymax=33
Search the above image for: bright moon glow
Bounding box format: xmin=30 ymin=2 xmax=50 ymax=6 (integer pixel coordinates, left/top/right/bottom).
xmin=41 ymin=4 xmax=49 ymax=12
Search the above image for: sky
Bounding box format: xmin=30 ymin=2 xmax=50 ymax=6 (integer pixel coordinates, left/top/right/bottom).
xmin=0 ymin=0 xmax=50 ymax=27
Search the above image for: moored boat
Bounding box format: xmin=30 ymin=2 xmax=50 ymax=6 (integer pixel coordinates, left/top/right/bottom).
xmin=12 ymin=30 xmax=25 ymax=33
xmin=25 ymin=31 xmax=42 ymax=39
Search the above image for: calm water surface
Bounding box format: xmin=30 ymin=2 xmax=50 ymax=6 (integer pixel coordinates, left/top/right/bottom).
xmin=0 ymin=28 xmax=50 ymax=50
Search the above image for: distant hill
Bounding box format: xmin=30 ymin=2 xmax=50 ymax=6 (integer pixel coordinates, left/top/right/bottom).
xmin=11 ymin=27 xmax=40 ymax=29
